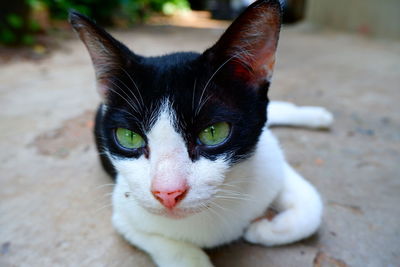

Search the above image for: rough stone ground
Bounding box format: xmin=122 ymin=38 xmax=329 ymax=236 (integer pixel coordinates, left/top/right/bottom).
xmin=1 ymin=23 xmax=399 ymax=267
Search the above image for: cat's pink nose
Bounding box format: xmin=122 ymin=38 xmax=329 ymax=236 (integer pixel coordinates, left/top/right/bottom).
xmin=152 ymin=188 xmax=188 ymax=209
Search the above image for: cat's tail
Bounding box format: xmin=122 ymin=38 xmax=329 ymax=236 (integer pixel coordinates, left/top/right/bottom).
xmin=267 ymin=101 xmax=333 ymax=129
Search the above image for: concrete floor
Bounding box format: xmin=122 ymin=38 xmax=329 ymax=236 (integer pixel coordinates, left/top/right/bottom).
xmin=1 ymin=24 xmax=399 ymax=267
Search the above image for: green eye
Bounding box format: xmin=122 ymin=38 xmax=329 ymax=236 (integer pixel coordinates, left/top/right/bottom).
xmin=115 ymin=128 xmax=145 ymax=149
xmin=198 ymin=122 xmax=230 ymax=146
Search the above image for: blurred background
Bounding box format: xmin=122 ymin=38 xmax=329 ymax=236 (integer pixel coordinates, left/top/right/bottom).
xmin=1 ymin=1 xmax=399 ymax=267
xmin=1 ymin=0 xmax=400 ymax=59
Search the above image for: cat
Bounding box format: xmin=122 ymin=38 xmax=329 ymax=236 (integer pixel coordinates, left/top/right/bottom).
xmin=69 ymin=0 xmax=332 ymax=266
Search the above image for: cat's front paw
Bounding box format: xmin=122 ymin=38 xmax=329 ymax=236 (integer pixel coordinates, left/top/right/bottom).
xmin=154 ymin=245 xmax=213 ymax=267
xmin=244 ymin=217 xmax=293 ymax=247
xmin=244 ymin=210 xmax=319 ymax=247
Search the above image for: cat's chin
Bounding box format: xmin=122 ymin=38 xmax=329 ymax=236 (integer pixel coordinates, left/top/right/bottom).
xmin=145 ymin=206 xmax=203 ymax=219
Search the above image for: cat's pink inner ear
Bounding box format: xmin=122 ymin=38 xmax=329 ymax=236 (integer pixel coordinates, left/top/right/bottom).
xmin=97 ymin=81 xmax=109 ymax=99
xmin=231 ymin=47 xmax=277 ymax=84
xmin=209 ymin=0 xmax=281 ymax=85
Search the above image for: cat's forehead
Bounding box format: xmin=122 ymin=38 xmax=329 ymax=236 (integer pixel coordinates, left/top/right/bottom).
xmin=134 ymin=53 xmax=239 ymax=105
xmin=141 ymin=52 xmax=202 ymax=83
xmin=116 ymin=53 xmax=227 ymax=108
xmin=143 ymin=52 xmax=200 ymax=69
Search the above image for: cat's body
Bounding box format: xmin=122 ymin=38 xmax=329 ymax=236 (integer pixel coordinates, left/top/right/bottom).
xmin=70 ymin=1 xmax=331 ymax=266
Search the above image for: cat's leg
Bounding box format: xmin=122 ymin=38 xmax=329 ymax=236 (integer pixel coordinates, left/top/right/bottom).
xmin=267 ymin=101 xmax=333 ymax=129
xmin=112 ymin=213 xmax=213 ymax=267
xmin=244 ymin=163 xmax=323 ymax=246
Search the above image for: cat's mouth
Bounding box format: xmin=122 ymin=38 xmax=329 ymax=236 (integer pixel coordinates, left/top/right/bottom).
xmin=143 ymin=204 xmax=208 ymax=219
xmin=162 ymin=209 xmax=193 ymax=219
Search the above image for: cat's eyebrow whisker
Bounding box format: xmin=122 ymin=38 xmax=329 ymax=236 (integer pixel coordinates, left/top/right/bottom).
xmin=119 ymin=67 xmax=145 ymax=107
xmin=104 ymin=83 xmax=147 ymax=132
xmin=195 ymin=93 xmax=213 ymax=118
xmin=104 ymin=81 xmax=140 ymax=114
xmin=112 ymin=76 xmax=143 ymax=112
xmin=191 ymin=78 xmax=197 ymax=121
xmin=195 ymin=50 xmax=249 ymax=116
xmin=196 ymin=56 xmax=234 ymax=116
xmin=107 ymin=79 xmax=140 ymax=113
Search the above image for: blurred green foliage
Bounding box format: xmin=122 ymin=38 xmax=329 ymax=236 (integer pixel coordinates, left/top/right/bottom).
xmin=42 ymin=0 xmax=120 ymax=24
xmin=119 ymin=0 xmax=189 ymax=22
xmin=0 ymin=0 xmax=190 ymax=46
xmin=0 ymin=0 xmax=38 ymax=45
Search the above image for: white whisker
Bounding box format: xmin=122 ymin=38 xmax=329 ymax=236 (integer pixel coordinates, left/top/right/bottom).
xmin=120 ymin=67 xmax=144 ymax=107
xmin=92 ymin=202 xmax=113 ymax=215
xmin=94 ymin=183 xmax=115 ymax=190
xmin=113 ymin=76 xmax=142 ymax=110
xmin=195 ymin=50 xmax=251 ymax=116
xmin=191 ymin=78 xmax=197 ymax=122
xmin=105 ymin=80 xmax=140 ymax=114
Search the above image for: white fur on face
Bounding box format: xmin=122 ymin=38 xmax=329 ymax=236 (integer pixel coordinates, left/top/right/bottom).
xmin=110 ymin=101 xmax=230 ymax=218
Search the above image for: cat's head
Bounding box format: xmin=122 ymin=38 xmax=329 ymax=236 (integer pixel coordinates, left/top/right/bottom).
xmin=70 ymin=0 xmax=281 ymax=218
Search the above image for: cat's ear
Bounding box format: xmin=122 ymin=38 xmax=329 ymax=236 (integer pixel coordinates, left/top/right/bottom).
xmin=204 ymin=0 xmax=281 ymax=87
xmin=68 ymin=11 xmax=135 ymax=99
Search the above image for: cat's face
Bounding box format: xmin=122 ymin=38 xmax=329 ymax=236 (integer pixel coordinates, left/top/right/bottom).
xmin=70 ymin=0 xmax=281 ymax=218
xmin=96 ymin=52 xmax=270 ymax=218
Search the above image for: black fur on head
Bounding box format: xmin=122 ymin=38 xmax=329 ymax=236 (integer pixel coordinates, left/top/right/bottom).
xmin=69 ymin=0 xmax=282 ymax=177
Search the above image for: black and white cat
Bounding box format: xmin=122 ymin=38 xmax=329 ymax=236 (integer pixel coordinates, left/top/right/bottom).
xmin=70 ymin=0 xmax=332 ymax=266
